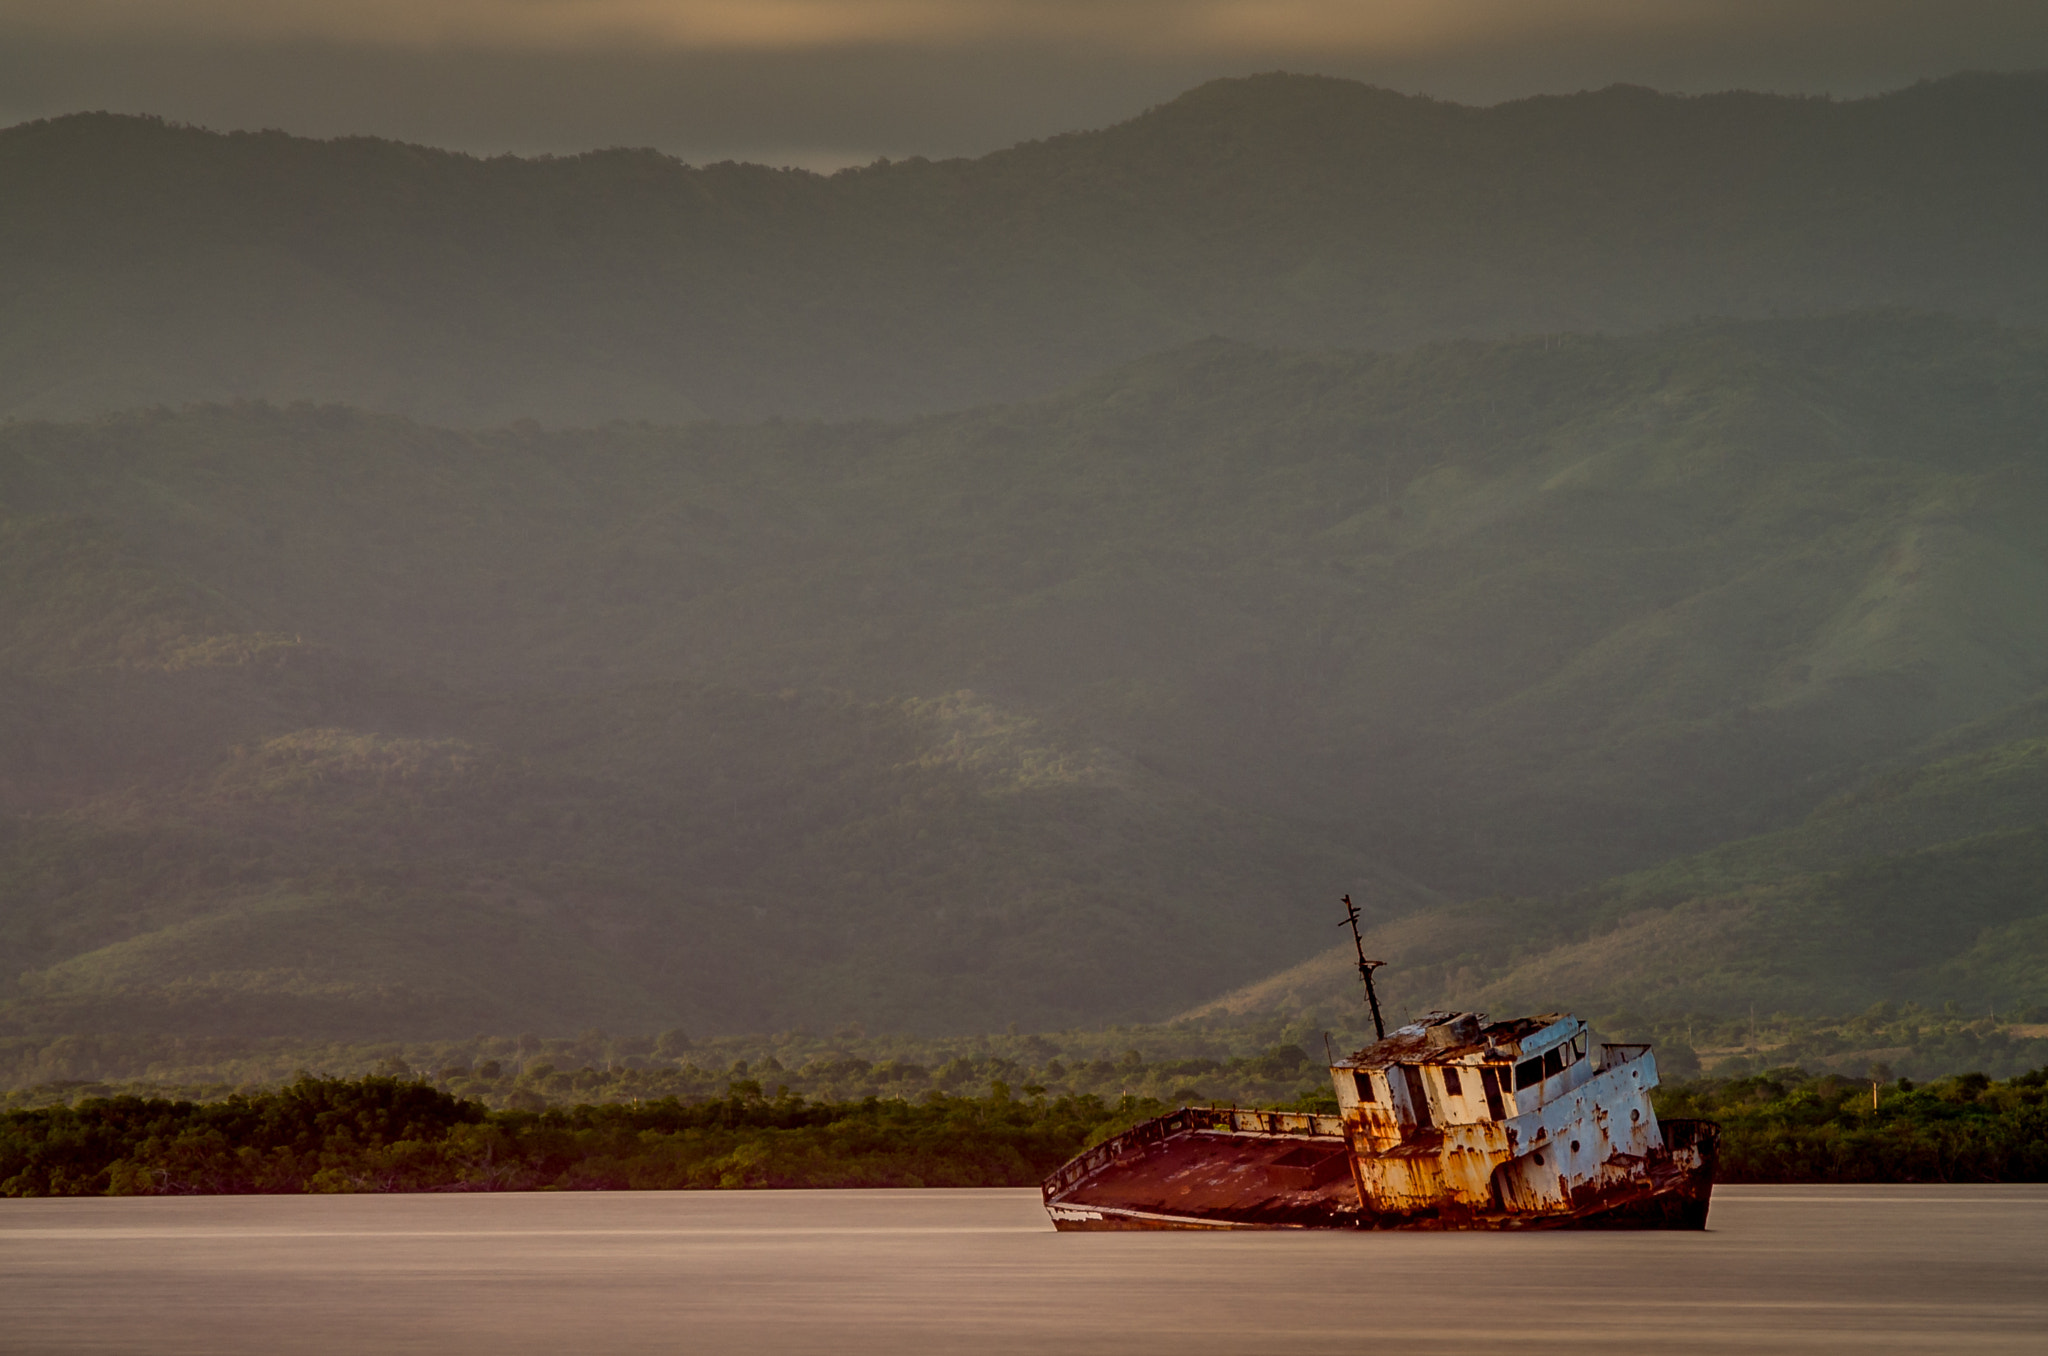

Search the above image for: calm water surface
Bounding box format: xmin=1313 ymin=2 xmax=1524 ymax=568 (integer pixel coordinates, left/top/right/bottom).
xmin=2 ymin=1185 xmax=2043 ymax=1354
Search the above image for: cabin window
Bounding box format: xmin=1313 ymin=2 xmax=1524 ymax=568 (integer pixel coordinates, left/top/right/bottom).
xmin=1514 ymin=1057 xmax=1544 ymax=1090
xmin=1542 ymin=1047 xmax=1566 ymax=1079
xmin=1353 ymin=1071 xmax=1376 ymax=1103
xmin=1440 ymin=1067 xmax=1463 ymax=1097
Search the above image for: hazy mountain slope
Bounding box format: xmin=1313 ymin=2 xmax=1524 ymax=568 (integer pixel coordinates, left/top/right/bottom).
xmin=0 ymin=652 xmax=1397 ymax=1038
xmin=1186 ymin=701 xmax=2048 ymax=1023
xmin=3 ymin=313 xmax=2046 ymax=1037
xmin=0 ymin=484 xmax=1410 ymax=1036
xmin=3 ymin=73 xmax=2046 ymax=424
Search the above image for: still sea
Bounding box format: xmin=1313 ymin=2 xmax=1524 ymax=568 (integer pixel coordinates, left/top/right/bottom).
xmin=3 ymin=1185 xmax=2043 ymax=1354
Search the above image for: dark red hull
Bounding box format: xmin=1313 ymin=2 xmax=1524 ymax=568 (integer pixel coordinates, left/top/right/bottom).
xmin=1043 ymin=1109 xmax=1718 ymax=1232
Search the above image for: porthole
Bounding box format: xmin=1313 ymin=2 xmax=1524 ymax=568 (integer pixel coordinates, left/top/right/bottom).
xmin=1570 ymin=1140 xmax=1580 ymax=1154
xmin=1631 ymin=1108 xmax=1641 ymax=1123
xmin=1532 ymin=1151 xmax=1544 ymax=1166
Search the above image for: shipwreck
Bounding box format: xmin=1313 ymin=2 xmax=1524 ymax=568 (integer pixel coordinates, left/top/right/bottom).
xmin=1042 ymin=897 xmax=1718 ymax=1231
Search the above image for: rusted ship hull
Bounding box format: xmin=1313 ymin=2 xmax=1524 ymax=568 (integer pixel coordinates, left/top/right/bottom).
xmin=1043 ymin=1111 xmax=1362 ymax=1231
xmin=1042 ymin=1107 xmax=1718 ymax=1232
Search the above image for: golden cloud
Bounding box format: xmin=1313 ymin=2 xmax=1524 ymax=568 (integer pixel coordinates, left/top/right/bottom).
xmin=0 ymin=0 xmax=1733 ymax=53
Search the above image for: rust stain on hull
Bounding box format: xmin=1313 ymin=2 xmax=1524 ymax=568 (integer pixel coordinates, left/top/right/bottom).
xmin=1043 ymin=1013 xmax=1719 ymax=1233
xmin=1045 ymin=1123 xmax=1362 ymax=1230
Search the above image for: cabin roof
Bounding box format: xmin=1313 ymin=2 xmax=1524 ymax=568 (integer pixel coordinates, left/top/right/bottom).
xmin=1335 ymin=1012 xmax=1573 ymax=1070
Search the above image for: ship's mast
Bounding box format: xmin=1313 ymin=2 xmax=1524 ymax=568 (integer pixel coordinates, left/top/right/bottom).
xmin=1339 ymin=893 xmax=1387 ymax=1041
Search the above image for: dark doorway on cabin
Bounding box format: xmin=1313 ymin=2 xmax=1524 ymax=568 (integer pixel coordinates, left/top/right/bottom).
xmin=1399 ymin=1065 xmax=1434 ymax=1130
xmin=1479 ymin=1067 xmax=1507 ymax=1120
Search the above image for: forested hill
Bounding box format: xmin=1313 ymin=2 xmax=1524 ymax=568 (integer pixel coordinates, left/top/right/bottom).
xmin=4 ymin=72 xmax=2047 ymax=426
xmin=4 ymin=313 xmax=2048 ymax=1041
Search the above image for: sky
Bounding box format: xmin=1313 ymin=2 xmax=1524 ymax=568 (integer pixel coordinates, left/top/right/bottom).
xmin=2 ymin=0 xmax=2045 ymax=168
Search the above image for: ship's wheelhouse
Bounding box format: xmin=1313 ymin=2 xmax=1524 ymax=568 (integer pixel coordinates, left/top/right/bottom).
xmin=1333 ymin=1012 xmax=1595 ymax=1129
xmin=1329 ymin=1010 xmax=1668 ymax=1217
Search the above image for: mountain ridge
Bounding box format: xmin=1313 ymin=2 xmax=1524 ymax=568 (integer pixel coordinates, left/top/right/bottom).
xmin=4 ymin=71 xmax=2047 ymax=425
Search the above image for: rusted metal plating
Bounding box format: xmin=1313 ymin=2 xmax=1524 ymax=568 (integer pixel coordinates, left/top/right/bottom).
xmin=1333 ymin=1012 xmax=1668 ymax=1217
xmin=1043 ymin=1011 xmax=1717 ymax=1231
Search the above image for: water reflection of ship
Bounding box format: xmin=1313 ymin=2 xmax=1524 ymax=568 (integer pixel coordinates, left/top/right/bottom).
xmin=1041 ymin=899 xmax=1718 ymax=1231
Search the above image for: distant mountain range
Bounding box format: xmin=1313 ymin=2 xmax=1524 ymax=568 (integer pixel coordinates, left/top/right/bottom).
xmin=3 ymin=72 xmax=2047 ymax=426
xmin=3 ymin=312 xmax=2045 ymax=1038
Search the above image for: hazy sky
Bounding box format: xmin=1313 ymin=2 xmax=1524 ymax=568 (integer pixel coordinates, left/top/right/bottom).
xmin=3 ymin=0 xmax=2045 ymax=167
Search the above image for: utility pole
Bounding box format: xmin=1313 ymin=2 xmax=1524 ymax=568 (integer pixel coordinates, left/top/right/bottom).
xmin=1340 ymin=894 xmax=1387 ymax=1041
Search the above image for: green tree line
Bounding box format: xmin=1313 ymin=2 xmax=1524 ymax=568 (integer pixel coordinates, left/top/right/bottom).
xmin=5 ymin=1065 xmax=2043 ymax=1196
xmin=1658 ymin=1066 xmax=2048 ymax=1184
xmin=0 ymin=1077 xmax=1129 ymax=1196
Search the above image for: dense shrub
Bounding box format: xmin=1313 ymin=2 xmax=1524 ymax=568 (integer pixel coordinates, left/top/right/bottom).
xmin=0 ymin=1077 xmax=1125 ymax=1196
xmin=1657 ymin=1066 xmax=2048 ymax=1183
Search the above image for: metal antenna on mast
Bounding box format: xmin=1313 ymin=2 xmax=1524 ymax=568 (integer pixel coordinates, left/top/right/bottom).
xmin=1339 ymin=894 xmax=1387 ymax=1041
